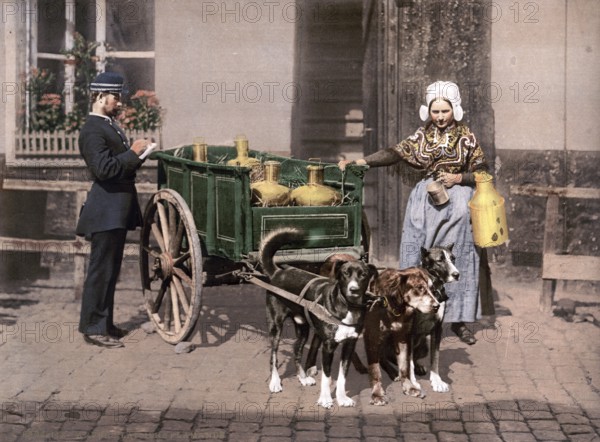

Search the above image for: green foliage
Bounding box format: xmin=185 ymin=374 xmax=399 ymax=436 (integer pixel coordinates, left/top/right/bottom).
xmin=61 ymin=32 xmax=101 ymax=132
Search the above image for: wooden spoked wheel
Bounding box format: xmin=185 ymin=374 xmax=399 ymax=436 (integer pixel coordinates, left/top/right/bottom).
xmin=140 ymin=189 xmax=203 ymax=344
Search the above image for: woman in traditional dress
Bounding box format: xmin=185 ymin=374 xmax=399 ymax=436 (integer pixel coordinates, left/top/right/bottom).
xmin=339 ymin=81 xmax=489 ymax=344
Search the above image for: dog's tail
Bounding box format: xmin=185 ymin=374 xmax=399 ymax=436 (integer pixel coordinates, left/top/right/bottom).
xmin=259 ymin=228 xmax=304 ymax=278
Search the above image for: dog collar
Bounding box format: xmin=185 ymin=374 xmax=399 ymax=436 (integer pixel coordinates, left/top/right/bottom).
xmin=382 ymin=296 xmax=407 ymax=317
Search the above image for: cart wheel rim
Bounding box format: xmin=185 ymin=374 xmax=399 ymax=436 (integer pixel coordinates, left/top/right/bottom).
xmin=139 ymin=189 xmax=203 ymax=344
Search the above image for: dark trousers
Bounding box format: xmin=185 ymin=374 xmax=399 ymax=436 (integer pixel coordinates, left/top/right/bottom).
xmin=79 ymin=229 xmax=128 ymax=335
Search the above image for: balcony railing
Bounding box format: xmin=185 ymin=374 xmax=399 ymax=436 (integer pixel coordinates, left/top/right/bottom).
xmin=15 ymin=129 xmax=161 ymax=159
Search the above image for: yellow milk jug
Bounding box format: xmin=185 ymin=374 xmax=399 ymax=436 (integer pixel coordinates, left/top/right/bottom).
xmin=468 ymin=171 xmax=509 ymax=247
xmin=290 ymin=164 xmax=341 ymax=206
xmin=226 ymin=135 xmax=260 ymax=168
xmin=250 ymin=161 xmax=291 ymax=207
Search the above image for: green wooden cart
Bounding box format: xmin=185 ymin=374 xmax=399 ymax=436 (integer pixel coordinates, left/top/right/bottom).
xmin=140 ymin=145 xmax=370 ymax=344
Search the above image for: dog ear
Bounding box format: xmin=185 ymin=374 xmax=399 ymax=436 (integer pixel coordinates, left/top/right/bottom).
xmin=420 ymin=247 xmax=428 ymax=261
xmin=368 ymin=264 xmax=379 ymax=280
xmin=333 ymin=259 xmax=348 ymax=276
xmin=445 ymin=243 xmax=455 ymax=252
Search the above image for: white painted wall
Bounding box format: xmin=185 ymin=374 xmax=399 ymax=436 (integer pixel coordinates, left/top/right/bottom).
xmin=155 ymin=0 xmax=297 ymax=153
xmin=492 ymin=0 xmax=600 ymax=152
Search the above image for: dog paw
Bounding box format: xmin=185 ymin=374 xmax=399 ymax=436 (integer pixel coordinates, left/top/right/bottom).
xmin=369 ymin=395 xmax=388 ymax=406
xmin=269 ymin=378 xmax=283 ymax=393
xmin=430 ymin=373 xmax=450 ymax=393
xmin=299 ymin=375 xmax=317 ymax=387
xmin=317 ymin=397 xmax=334 ymax=409
xmin=337 ymin=396 xmax=355 ymax=407
xmin=402 ymin=380 xmax=425 ymax=398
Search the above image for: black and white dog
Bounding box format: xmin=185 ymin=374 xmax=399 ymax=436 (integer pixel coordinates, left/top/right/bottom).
xmin=260 ymin=228 xmax=377 ymax=408
xmin=409 ymin=244 xmax=459 ymax=393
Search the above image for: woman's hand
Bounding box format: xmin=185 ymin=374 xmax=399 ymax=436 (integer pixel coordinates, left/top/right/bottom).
xmin=338 ymin=159 xmax=366 ymax=171
xmin=438 ymin=172 xmax=462 ymax=188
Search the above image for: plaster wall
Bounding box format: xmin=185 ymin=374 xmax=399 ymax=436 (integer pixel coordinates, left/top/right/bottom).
xmin=154 ymin=0 xmax=297 ymax=153
xmin=492 ymin=0 xmax=600 ymax=152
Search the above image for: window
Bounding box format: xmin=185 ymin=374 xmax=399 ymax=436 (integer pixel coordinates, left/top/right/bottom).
xmin=26 ymin=0 xmax=155 ymax=119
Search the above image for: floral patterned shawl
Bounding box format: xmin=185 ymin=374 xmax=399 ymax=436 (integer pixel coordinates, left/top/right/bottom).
xmin=393 ymin=122 xmax=487 ymax=174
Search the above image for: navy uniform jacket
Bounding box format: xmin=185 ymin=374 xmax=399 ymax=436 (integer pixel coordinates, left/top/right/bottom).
xmin=76 ymin=114 xmax=143 ymax=237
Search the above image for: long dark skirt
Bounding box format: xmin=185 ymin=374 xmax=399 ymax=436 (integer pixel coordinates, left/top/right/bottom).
xmin=399 ymin=178 xmax=481 ymax=323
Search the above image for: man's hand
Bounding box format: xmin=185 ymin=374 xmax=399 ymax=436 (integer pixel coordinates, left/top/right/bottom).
xmin=131 ymin=139 xmax=150 ymax=156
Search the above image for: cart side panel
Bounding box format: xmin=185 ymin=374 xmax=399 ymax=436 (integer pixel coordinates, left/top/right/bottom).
xmin=251 ymin=205 xmax=358 ymax=251
xmin=190 ymin=169 xmax=210 ymax=251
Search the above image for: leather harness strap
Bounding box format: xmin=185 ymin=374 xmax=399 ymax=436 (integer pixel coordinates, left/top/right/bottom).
xmin=247 ymin=276 xmax=343 ymax=327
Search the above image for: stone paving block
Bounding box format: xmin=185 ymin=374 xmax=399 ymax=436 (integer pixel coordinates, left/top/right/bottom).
xmin=567 ymin=434 xmax=600 ymax=442
xmin=50 ymin=430 xmax=90 ymax=440
xmin=261 ymin=425 xmax=292 ymax=437
xmin=128 ymin=409 xmax=162 ymax=423
xmin=60 ymin=418 xmax=97 ymax=432
xmin=295 ymin=420 xmax=325 ymax=431
xmin=562 ymin=424 xmax=596 ymax=434
xmin=327 ymin=424 xmax=361 ymax=438
xmin=467 ymin=434 xmax=503 ymax=442
xmin=191 ymin=428 xmax=227 ymax=440
xmin=464 ymin=422 xmax=496 ymax=434
xmin=161 ymin=419 xmax=194 ymax=431
xmin=155 ymin=429 xmax=193 ymax=440
xmin=528 ymin=420 xmax=562 ymax=430
xmin=432 ymin=420 xmax=464 ymax=432
xmin=90 ymin=425 xmax=125 ymax=438
xmin=228 ymin=422 xmax=259 ymax=433
xmin=526 ymin=410 xmax=556 ymax=420
xmin=399 ymin=421 xmax=430 ymax=432
xmin=437 ymin=432 xmax=469 ymax=442
xmin=294 ymin=430 xmax=328 ymax=442
xmin=397 ymin=433 xmax=436 ymax=441
xmin=532 ymin=429 xmax=568 ymax=440
xmin=362 ymin=425 xmax=396 ymax=437
xmin=501 ymin=432 xmax=537 ymax=442
xmin=260 ymin=437 xmax=295 ymax=442
xmin=363 ymin=414 xmax=398 ymax=426
xmin=556 ymin=413 xmax=591 ymax=425
xmin=499 ymin=420 xmax=530 ymax=432
xmin=124 ymin=421 xmax=160 ymax=433
xmin=164 ymin=407 xmax=198 ymax=421
xmin=195 ymin=418 xmax=231 ymax=428
xmin=226 ymin=433 xmax=260 ymax=442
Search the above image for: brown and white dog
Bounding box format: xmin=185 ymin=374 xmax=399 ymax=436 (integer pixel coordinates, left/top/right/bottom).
xmin=260 ymin=228 xmax=378 ymax=409
xmin=363 ymin=267 xmax=440 ymax=405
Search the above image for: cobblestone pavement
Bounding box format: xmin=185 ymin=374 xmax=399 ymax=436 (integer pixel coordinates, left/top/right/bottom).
xmin=0 ymin=262 xmax=599 ymax=441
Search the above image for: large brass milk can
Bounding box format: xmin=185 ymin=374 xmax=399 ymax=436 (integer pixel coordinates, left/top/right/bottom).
xmin=226 ymin=135 xmax=260 ymax=168
xmin=468 ymin=171 xmax=509 ymax=247
xmin=291 ymin=164 xmax=341 ymax=206
xmin=250 ymin=161 xmax=291 ymax=207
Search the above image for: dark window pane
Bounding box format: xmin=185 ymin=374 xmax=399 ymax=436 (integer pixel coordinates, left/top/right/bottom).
xmin=106 ymin=0 xmax=155 ymax=51
xmin=37 ymin=0 xmax=66 ymax=53
xmin=36 ymin=59 xmax=65 ymax=94
xmin=75 ymin=0 xmax=97 ymax=42
xmin=105 ymin=58 xmax=155 ymax=97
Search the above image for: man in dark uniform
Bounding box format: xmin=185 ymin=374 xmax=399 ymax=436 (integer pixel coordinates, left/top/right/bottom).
xmin=76 ymin=72 xmax=150 ymax=348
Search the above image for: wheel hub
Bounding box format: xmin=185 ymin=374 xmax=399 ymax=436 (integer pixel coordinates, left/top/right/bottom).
xmin=153 ymin=252 xmax=174 ymax=279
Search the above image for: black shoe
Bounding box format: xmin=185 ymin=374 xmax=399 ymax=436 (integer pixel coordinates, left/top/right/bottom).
xmin=451 ymin=322 xmax=477 ymax=345
xmin=108 ymin=326 xmax=129 ymax=339
xmin=83 ymin=334 xmax=124 ymax=348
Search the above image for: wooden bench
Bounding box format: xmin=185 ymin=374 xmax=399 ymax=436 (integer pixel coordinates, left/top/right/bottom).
xmin=510 ymin=185 xmax=600 ymax=312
